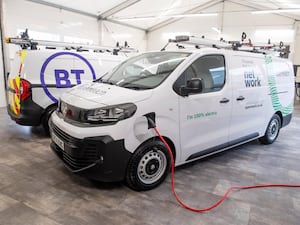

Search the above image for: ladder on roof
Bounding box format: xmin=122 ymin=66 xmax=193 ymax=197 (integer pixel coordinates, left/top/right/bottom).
xmin=5 ymin=29 xmax=138 ymax=55
xmin=165 ymin=32 xmax=290 ymax=58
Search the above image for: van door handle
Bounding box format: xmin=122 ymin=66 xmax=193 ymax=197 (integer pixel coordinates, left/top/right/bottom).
xmin=236 ymin=96 xmax=245 ymax=101
xmin=219 ymin=98 xmax=230 ymax=103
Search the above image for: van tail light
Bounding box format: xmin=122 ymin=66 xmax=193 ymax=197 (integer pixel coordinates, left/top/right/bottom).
xmin=20 ymin=79 xmax=32 ymax=101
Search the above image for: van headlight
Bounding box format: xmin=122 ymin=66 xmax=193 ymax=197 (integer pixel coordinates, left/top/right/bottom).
xmin=84 ymin=103 xmax=137 ymax=124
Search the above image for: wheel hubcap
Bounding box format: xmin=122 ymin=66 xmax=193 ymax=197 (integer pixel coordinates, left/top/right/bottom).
xmin=146 ymin=159 xmax=160 ymax=175
xmin=137 ymin=148 xmax=167 ymax=185
xmin=268 ymin=119 xmax=279 ymax=141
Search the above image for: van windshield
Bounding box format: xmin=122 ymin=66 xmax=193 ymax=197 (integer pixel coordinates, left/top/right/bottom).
xmin=98 ymin=52 xmax=190 ymax=90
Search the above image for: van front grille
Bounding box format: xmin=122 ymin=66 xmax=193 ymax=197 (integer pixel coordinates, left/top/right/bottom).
xmin=51 ymin=123 xmax=100 ymax=170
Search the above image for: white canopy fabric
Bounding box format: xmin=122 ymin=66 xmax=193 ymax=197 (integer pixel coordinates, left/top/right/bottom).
xmin=25 ymin=0 xmax=300 ymax=31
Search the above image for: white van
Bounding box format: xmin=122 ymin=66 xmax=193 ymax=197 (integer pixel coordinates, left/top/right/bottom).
xmin=7 ymin=49 xmax=124 ymax=132
xmin=49 ymin=48 xmax=294 ymax=191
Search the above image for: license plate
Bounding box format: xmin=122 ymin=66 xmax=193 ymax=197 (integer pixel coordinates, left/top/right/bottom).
xmin=51 ymin=132 xmax=65 ymax=151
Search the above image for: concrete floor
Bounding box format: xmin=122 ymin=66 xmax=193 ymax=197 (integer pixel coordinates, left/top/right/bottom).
xmin=0 ymin=101 xmax=299 ymax=225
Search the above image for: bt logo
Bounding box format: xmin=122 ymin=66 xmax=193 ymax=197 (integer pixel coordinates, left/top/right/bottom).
xmin=40 ymin=52 xmax=96 ymax=103
xmin=54 ymin=69 xmax=84 ymax=87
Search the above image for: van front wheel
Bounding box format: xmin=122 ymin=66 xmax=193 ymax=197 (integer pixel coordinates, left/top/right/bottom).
xmin=259 ymin=114 xmax=281 ymax=145
xmin=126 ymin=140 xmax=171 ymax=191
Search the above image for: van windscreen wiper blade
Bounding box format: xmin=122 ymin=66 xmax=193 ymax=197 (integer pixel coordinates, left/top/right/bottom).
xmin=96 ymin=78 xmax=115 ymax=85
xmin=121 ymin=84 xmax=151 ymax=90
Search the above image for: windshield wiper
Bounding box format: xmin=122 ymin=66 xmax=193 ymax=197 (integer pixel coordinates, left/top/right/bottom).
xmin=95 ymin=78 xmax=115 ymax=85
xmin=121 ymin=84 xmax=151 ymax=90
xmin=102 ymin=80 xmax=115 ymax=85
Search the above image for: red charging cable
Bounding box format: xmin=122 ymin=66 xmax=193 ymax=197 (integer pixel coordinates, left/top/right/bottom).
xmin=153 ymin=126 xmax=300 ymax=212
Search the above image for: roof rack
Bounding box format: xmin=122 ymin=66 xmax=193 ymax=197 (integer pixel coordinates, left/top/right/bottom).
xmin=168 ymin=35 xmax=232 ymax=49
xmin=163 ymin=32 xmax=290 ymax=58
xmin=5 ymin=29 xmax=138 ymax=55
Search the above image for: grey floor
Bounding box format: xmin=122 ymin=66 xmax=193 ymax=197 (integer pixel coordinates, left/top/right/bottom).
xmin=0 ymin=102 xmax=299 ymax=225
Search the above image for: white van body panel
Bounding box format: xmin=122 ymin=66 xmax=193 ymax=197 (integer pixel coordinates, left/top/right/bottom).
xmin=228 ymin=54 xmax=269 ymax=141
xmin=65 ymin=83 xmax=153 ymax=108
xmin=22 ymin=50 xmax=125 ymax=108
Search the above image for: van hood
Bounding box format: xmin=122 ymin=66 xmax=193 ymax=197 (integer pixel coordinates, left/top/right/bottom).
xmin=61 ymin=83 xmax=153 ymax=109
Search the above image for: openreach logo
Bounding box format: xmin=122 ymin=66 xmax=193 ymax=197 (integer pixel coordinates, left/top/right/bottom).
xmin=40 ymin=52 xmax=96 ymax=103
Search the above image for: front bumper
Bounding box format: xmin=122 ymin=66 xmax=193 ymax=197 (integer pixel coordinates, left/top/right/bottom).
xmin=49 ymin=122 xmax=132 ymax=182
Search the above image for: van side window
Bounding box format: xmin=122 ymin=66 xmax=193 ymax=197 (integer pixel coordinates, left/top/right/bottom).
xmin=173 ymin=55 xmax=225 ymax=95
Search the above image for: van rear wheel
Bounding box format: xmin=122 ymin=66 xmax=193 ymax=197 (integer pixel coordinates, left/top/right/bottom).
xmin=126 ymin=140 xmax=171 ymax=191
xmin=259 ymin=114 xmax=281 ymax=145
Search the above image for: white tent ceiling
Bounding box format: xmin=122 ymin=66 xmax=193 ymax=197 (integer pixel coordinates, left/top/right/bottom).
xmin=26 ymin=0 xmax=300 ymax=31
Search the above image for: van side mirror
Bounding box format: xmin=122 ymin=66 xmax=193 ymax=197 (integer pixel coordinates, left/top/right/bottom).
xmin=180 ymin=78 xmax=203 ymax=96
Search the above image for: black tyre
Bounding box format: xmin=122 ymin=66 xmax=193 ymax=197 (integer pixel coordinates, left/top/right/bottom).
xmin=42 ymin=105 xmax=57 ymax=135
xmin=126 ymin=140 xmax=171 ymax=191
xmin=259 ymin=114 xmax=281 ymax=145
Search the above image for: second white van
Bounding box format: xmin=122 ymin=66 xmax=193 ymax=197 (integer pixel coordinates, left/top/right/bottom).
xmin=7 ymin=49 xmax=124 ymax=132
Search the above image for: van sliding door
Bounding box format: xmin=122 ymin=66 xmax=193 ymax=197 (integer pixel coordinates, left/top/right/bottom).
xmin=228 ymin=56 xmax=267 ymax=143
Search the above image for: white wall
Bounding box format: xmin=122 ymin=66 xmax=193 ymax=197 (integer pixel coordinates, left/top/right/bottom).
xmin=147 ymin=3 xmax=222 ymax=51
xmin=3 ymin=0 xmax=99 ymax=42
xmin=99 ymin=20 xmax=147 ymax=52
xmin=147 ymin=1 xmax=296 ymax=59
xmin=294 ymin=21 xmax=300 ymax=65
xmin=2 ymin=0 xmax=100 ymax=60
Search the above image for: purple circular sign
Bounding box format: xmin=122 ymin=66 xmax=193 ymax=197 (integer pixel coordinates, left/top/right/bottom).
xmin=40 ymin=52 xmax=96 ymax=103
